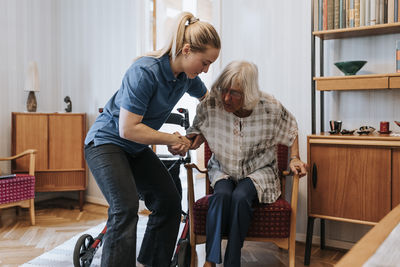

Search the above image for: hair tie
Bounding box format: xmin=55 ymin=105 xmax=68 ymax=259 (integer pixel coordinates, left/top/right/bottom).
xmin=189 ymin=17 xmax=200 ymax=24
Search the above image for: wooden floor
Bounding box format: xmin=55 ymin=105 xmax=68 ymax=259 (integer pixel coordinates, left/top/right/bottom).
xmin=0 ymin=198 xmax=347 ymax=266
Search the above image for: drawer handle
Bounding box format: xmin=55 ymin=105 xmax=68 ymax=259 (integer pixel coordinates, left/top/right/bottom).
xmin=312 ymin=163 xmax=317 ymax=188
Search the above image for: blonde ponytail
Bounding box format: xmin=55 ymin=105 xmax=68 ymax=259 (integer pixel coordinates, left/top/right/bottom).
xmin=145 ymin=12 xmax=220 ymax=61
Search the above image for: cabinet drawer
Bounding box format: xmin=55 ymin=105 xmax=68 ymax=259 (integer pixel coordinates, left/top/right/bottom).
xmin=389 ymin=76 xmax=400 ymax=89
xmin=35 ymin=170 xmax=86 ymax=191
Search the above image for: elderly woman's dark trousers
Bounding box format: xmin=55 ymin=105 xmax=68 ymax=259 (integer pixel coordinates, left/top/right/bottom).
xmin=85 ymin=143 xmax=181 ymax=267
xmin=205 ymin=178 xmax=258 ymax=267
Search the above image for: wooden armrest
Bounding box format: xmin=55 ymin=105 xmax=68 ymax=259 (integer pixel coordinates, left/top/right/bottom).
xmin=0 ymin=149 xmax=37 ymax=176
xmin=184 ymin=163 xmax=208 ymax=174
xmin=0 ymin=149 xmax=37 ymax=161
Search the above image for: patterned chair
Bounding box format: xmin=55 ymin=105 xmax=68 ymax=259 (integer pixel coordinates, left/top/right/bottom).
xmin=185 ymin=142 xmax=300 ymax=267
xmin=0 ymin=149 xmax=37 ymax=225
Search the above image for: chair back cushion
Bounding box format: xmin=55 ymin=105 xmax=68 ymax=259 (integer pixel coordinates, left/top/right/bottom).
xmin=193 ymin=195 xmax=291 ymax=238
xmin=0 ymin=174 xmax=35 ymax=205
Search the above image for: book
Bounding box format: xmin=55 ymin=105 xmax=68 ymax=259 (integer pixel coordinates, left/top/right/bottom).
xmin=355 ymin=0 xmax=361 ymax=26
xmin=360 ymin=0 xmax=366 ymax=26
xmin=328 ymin=0 xmax=335 ymax=29
xmin=315 ymin=0 xmax=320 ymax=31
xmin=340 ymin=0 xmax=346 ymax=28
xmin=371 ymin=0 xmax=377 ymax=25
xmin=366 ymin=0 xmax=371 ymax=25
xmin=335 ymin=0 xmax=340 ymax=28
xmin=395 ymin=0 xmax=398 ymax=22
xmin=319 ymin=0 xmax=324 ymax=30
xmin=324 ymin=0 xmax=328 ymax=30
xmin=0 ymin=174 xmax=17 ymax=179
xmin=389 ymin=0 xmax=395 ymax=23
xmin=349 ymin=0 xmax=355 ymax=27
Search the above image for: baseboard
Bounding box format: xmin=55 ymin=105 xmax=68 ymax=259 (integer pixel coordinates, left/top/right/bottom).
xmin=85 ymin=195 xmax=109 ymax=207
xmin=296 ymin=233 xmax=355 ymax=250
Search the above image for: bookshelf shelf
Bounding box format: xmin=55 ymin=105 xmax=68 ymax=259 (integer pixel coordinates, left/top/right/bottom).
xmin=313 ymin=22 xmax=400 ymax=40
xmin=314 ymin=73 xmax=400 ymax=91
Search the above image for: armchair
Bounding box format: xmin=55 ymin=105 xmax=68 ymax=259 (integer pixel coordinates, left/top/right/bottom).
xmin=185 ymin=143 xmax=301 ymax=267
xmin=0 ymin=149 xmax=37 ymax=225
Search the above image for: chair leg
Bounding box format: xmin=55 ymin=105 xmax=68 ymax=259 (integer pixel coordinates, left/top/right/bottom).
xmin=320 ymin=218 xmax=325 ymax=249
xmin=289 ymin=240 xmax=295 ymax=267
xmin=190 ymin=244 xmax=197 ymax=267
xmin=304 ymin=216 xmax=315 ymax=265
xmin=29 ymin=199 xmax=35 ymax=226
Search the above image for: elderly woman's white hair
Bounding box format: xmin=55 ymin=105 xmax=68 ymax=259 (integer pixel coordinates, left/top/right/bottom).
xmin=209 ymin=61 xmax=261 ymax=110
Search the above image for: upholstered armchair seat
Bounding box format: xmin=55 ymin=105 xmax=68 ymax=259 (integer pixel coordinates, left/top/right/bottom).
xmin=0 ymin=174 xmax=35 ymax=205
xmin=193 ymin=195 xmax=292 ymax=238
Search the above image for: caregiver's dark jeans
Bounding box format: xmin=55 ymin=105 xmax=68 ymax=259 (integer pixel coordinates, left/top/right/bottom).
xmin=85 ymin=143 xmax=181 ymax=267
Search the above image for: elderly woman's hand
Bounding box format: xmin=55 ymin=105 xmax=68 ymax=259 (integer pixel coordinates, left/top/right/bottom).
xmin=289 ymin=158 xmax=307 ymax=177
xmin=186 ymin=133 xmax=205 ymax=149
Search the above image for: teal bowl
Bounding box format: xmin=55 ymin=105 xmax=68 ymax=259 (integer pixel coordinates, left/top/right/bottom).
xmin=334 ymin=60 xmax=367 ymax=75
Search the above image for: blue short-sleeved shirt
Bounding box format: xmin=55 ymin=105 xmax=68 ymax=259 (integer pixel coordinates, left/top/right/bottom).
xmin=85 ymin=54 xmax=207 ymax=154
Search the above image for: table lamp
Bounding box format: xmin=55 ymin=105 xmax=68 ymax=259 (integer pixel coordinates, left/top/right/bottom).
xmin=25 ymin=61 xmax=40 ymax=112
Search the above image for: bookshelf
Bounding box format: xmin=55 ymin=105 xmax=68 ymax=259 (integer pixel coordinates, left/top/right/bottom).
xmin=306 ymin=2 xmax=400 ymax=266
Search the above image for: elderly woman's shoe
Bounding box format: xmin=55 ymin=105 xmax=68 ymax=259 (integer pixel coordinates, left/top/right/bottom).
xmin=203 ymin=261 xmax=216 ymax=267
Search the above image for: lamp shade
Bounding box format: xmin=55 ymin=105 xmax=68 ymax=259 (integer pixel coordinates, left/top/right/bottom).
xmin=24 ymin=61 xmax=40 ymax=92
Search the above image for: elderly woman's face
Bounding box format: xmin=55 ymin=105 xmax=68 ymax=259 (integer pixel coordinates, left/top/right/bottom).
xmin=221 ymin=81 xmax=244 ymax=113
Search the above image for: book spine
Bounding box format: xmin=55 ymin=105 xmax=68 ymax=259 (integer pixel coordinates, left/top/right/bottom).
xmin=375 ymin=0 xmax=381 ymax=24
xmin=360 ymin=0 xmax=366 ymax=25
xmin=395 ymin=0 xmax=398 ymax=21
xmin=384 ymin=0 xmax=388 ymax=23
xmin=314 ymin=0 xmax=319 ymax=31
xmin=355 ymin=0 xmax=361 ymax=26
xmin=328 ymin=0 xmax=335 ymax=29
xmin=319 ymin=0 xmax=324 ymax=30
xmin=380 ymin=0 xmax=385 ymax=23
xmin=398 ymin=0 xmax=400 ymax=20
xmin=389 ymin=0 xmax=395 ymax=23
xmin=340 ymin=0 xmax=344 ymax=27
xmin=396 ymin=40 xmax=400 ymax=73
xmin=334 ymin=0 xmax=340 ymax=28
xmin=347 ymin=0 xmax=350 ymax=27
xmin=349 ymin=0 xmax=355 ymax=27
xmin=324 ymin=0 xmax=328 ymax=30
xmin=366 ymin=0 xmax=371 ymax=25
xmin=371 ymin=0 xmax=377 ymax=24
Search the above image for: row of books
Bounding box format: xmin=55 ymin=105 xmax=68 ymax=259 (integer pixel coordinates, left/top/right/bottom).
xmin=314 ymin=0 xmax=400 ymax=31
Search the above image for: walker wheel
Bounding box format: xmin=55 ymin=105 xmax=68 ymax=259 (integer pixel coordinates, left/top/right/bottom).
xmin=73 ymin=234 xmax=95 ymax=267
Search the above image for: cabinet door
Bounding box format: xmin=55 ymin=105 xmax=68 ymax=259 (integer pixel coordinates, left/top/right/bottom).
xmin=12 ymin=114 xmax=48 ymax=171
xmin=393 ymin=149 xmax=400 ymax=208
xmin=309 ymin=144 xmax=391 ymax=223
xmin=48 ymin=114 xmax=84 ymax=169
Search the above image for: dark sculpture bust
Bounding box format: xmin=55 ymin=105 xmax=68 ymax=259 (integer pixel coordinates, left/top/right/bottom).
xmin=64 ymin=96 xmax=72 ymax=112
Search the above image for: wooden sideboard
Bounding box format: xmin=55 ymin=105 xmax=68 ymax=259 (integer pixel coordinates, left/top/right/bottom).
xmin=307 ymin=133 xmax=400 ymax=224
xmin=304 ymin=133 xmax=400 ymax=264
xmin=12 ymin=112 xmax=87 ymax=210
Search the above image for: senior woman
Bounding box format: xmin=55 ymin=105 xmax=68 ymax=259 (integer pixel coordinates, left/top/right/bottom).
xmin=177 ymin=61 xmax=307 ymax=267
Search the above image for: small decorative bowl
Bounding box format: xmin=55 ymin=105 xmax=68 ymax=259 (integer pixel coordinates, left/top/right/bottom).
xmin=334 ymin=60 xmax=367 ymax=75
xmin=357 ymin=126 xmax=375 ymax=135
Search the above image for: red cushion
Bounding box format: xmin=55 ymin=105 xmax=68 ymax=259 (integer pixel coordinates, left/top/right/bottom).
xmin=193 ymin=195 xmax=291 ymax=238
xmin=0 ymin=174 xmax=35 ymax=205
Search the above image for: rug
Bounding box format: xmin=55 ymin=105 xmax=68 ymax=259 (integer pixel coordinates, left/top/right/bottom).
xmin=21 ymin=216 xmax=149 ymax=267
